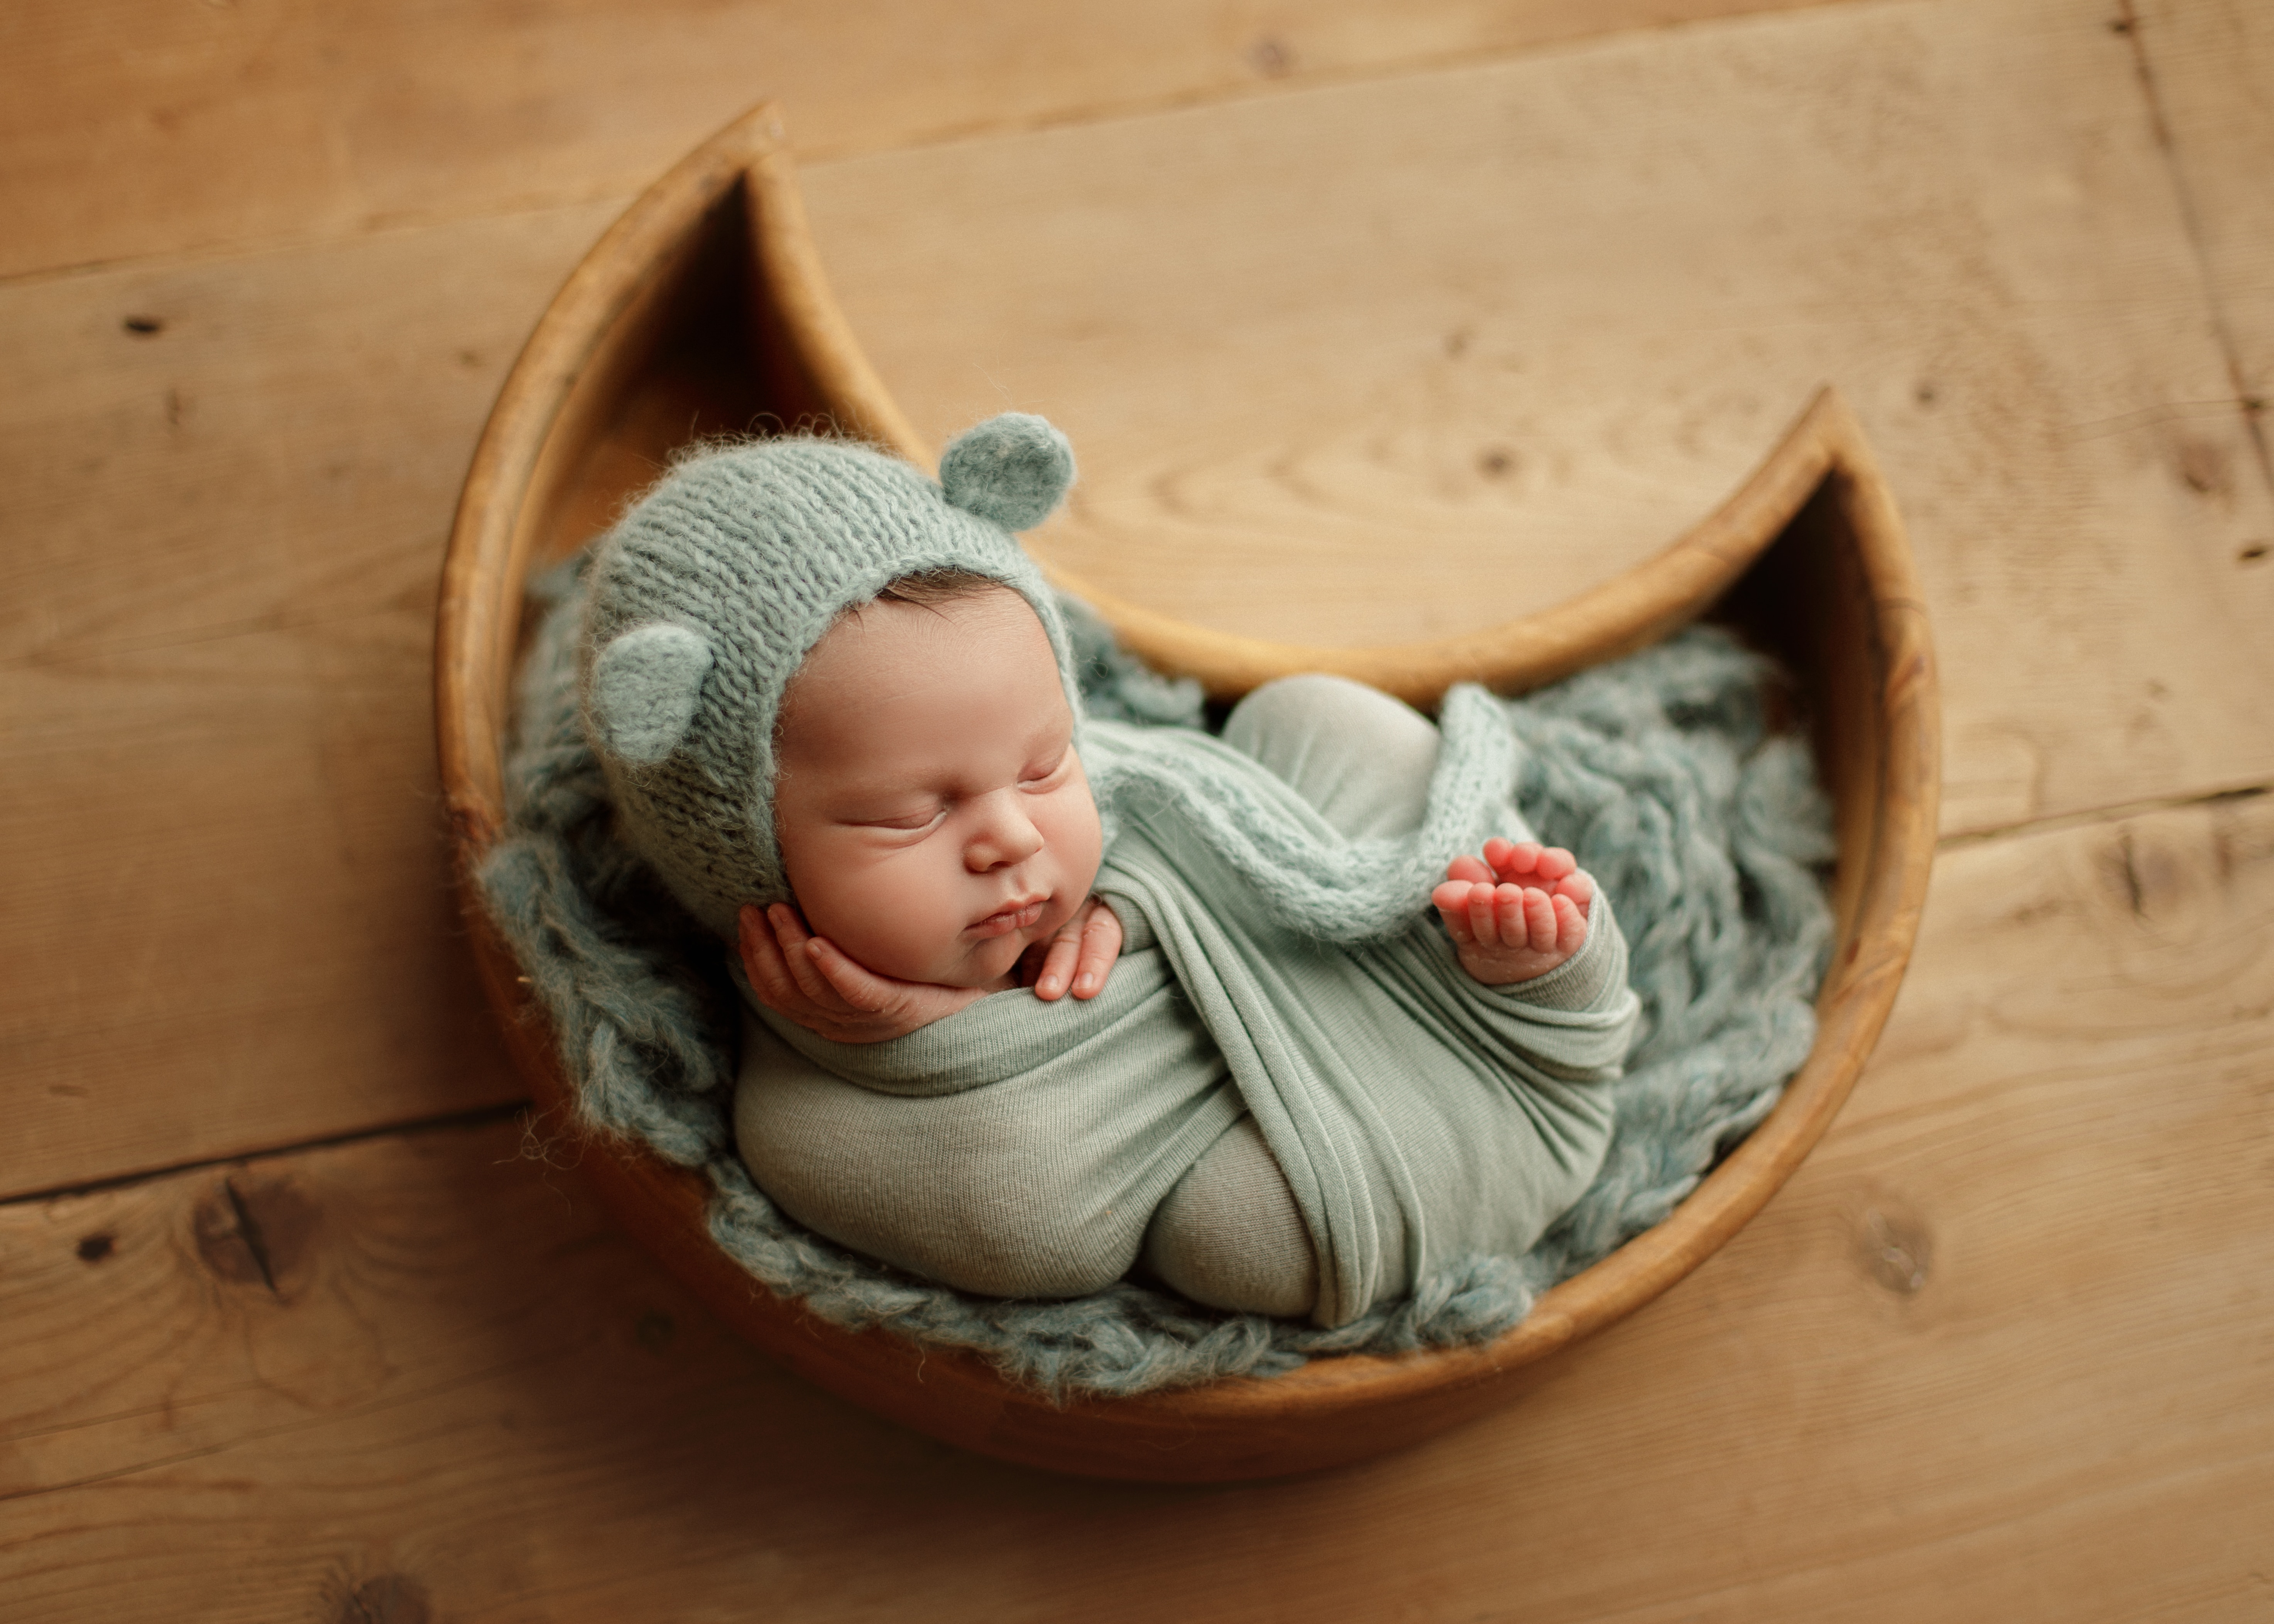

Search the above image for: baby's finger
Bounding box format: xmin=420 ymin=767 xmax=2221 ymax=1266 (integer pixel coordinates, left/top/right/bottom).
xmin=1492 ymin=884 xmax=1551 ymax=951
xmin=737 ymin=905 xmax=801 ymax=1010
xmin=766 ymin=901 xmax=813 ymax=954
xmin=1525 ymin=887 xmax=1562 ymax=951
xmin=805 ymin=936 xmax=893 ymax=1014
xmin=1535 ymin=846 xmax=1577 ymax=882
xmin=1468 ymin=882 xmax=1503 ymax=946
xmin=1031 ymin=932 xmax=1083 ymax=1001
xmin=1069 ymin=904 xmax=1122 ymax=998
xmin=772 ymin=907 xmax=854 ymax=1011
xmin=1488 ymin=884 xmax=1526 ymax=949
xmin=1446 ymin=852 xmax=1493 ymax=885
xmin=1487 ymin=839 xmax=1543 ymax=882
xmin=1552 ymin=892 xmax=1589 ymax=955
xmin=1432 ymin=879 xmax=1481 ymax=943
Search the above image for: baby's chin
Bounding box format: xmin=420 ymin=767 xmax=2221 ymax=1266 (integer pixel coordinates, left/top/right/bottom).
xmin=942 ymin=926 xmax=1047 ymax=990
xmin=854 ymin=927 xmax=1031 ymax=992
xmin=928 ymin=907 xmax=1071 ymax=991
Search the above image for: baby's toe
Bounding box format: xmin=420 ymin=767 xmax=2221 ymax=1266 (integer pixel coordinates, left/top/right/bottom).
xmin=1536 ymin=846 xmax=1577 ymax=882
xmin=1445 ymin=852 xmax=1493 ymax=885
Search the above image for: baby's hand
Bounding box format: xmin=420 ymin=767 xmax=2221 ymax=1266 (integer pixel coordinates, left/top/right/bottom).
xmin=739 ymin=903 xmax=986 ymax=1044
xmin=1018 ymin=896 xmax=1123 ymax=1002
xmin=1431 ymin=839 xmax=1594 ymax=986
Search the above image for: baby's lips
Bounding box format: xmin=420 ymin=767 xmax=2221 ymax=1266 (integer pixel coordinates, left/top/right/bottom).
xmin=969 ymin=896 xmax=1048 ymax=938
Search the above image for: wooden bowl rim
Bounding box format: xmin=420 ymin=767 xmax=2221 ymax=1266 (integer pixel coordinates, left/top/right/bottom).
xmin=435 ymin=102 xmax=1941 ymax=1445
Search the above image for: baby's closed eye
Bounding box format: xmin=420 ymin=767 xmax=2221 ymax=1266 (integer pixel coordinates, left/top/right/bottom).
xmin=858 ymin=802 xmax=948 ymax=833
xmin=1020 ymin=746 xmax=1075 ymax=789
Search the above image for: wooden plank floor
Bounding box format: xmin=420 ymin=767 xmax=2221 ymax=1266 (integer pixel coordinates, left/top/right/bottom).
xmin=3 ymin=0 xmax=2268 ymax=1617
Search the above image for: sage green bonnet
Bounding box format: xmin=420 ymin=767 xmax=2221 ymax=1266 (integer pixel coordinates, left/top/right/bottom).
xmin=578 ymin=413 xmax=1079 ymax=937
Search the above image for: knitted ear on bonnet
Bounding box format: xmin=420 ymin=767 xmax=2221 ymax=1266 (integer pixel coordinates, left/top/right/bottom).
xmin=579 ymin=413 xmax=1079 ymax=938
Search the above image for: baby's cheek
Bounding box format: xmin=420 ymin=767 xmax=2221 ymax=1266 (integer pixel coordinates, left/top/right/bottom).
xmin=1052 ymin=783 xmax=1106 ymax=894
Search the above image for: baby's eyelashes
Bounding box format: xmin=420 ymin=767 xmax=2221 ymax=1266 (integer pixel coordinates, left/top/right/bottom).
xmin=856 ymin=803 xmax=948 ymax=833
xmin=1019 ymin=745 xmax=1076 ymax=789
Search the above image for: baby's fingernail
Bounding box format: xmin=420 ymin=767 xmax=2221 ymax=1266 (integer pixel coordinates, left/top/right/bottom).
xmin=1074 ymin=974 xmax=1096 ymax=994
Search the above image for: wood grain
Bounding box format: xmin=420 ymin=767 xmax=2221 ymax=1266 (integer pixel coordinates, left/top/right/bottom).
xmin=2132 ymin=0 xmax=2274 ymax=495
xmin=0 ymin=211 xmax=622 ymax=1198
xmin=801 ymin=0 xmax=2274 ymax=836
xmin=7 ymin=794 xmax=2268 ymax=1618
xmin=0 ymin=0 xmax=1845 ymax=283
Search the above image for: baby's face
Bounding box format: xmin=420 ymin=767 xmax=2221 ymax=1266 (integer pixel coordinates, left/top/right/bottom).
xmin=772 ymin=587 xmax=1102 ymax=990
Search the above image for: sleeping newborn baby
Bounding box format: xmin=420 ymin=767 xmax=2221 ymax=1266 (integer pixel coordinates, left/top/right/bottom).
xmin=579 ymin=414 xmax=1639 ymax=1326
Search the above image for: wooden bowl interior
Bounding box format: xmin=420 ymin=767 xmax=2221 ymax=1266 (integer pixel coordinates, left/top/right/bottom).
xmin=529 ymin=198 xmax=777 ymax=573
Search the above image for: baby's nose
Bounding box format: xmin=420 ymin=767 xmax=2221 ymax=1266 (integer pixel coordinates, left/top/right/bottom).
xmin=964 ymin=792 xmax=1045 ymax=870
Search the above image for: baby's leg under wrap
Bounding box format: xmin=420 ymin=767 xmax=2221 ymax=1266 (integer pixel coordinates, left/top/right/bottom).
xmin=1220 ymin=672 xmax=1440 ymax=838
xmin=1139 ymin=1116 xmax=1317 ymax=1316
xmin=1142 ymin=674 xmax=1453 ymax=1318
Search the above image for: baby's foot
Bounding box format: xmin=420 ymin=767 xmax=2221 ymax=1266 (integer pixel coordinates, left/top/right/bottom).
xmin=1431 ymin=839 xmax=1594 ymax=985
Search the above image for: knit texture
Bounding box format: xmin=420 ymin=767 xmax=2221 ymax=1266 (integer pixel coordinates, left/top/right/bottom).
xmin=482 ymin=558 xmax=1835 ymax=1397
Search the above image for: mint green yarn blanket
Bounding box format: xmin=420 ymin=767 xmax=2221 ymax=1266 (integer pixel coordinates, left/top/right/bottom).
xmin=480 ymin=573 xmax=1835 ymax=1397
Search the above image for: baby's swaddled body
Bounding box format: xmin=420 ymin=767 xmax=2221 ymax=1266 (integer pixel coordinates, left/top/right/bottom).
xmin=737 ymin=675 xmax=1638 ymax=1327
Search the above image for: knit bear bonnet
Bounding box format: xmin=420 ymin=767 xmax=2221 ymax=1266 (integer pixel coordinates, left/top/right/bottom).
xmin=578 ymin=413 xmax=1080 ymax=939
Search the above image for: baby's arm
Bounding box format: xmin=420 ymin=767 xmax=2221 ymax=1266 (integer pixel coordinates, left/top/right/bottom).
xmin=739 ymin=902 xmax=987 ymax=1044
xmin=1431 ymin=839 xmax=1596 ymax=986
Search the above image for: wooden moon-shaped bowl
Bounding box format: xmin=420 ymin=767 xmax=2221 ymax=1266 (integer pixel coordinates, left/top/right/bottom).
xmin=436 ymin=103 xmax=1940 ymax=1483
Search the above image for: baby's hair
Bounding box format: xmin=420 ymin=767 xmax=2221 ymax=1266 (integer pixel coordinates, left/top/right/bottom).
xmin=783 ymin=568 xmax=1018 ymax=737
xmin=871 ymin=566 xmax=1005 ymax=610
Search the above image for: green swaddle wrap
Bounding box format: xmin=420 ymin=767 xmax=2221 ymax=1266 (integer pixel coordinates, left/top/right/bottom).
xmin=739 ymin=714 xmax=1640 ymax=1328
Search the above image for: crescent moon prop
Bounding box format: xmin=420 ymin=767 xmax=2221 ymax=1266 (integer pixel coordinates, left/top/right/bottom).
xmin=437 ymin=103 xmax=1939 ymax=1482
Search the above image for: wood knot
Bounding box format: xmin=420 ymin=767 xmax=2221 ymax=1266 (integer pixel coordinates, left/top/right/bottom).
xmin=1246 ymin=36 xmax=1294 ymax=78
xmin=193 ymin=1173 xmax=320 ymax=1297
xmin=2098 ymin=823 xmax=2191 ymax=927
xmin=77 ymin=1233 xmax=115 ymax=1262
xmin=335 ymin=1574 xmax=431 ymax=1624
xmin=1477 ymin=446 xmax=1516 ymax=478
xmin=1857 ymin=1205 xmax=1932 ymax=1294
xmin=2176 ymin=439 xmax=2230 ymax=497
xmin=122 ymin=314 xmax=164 ymax=336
